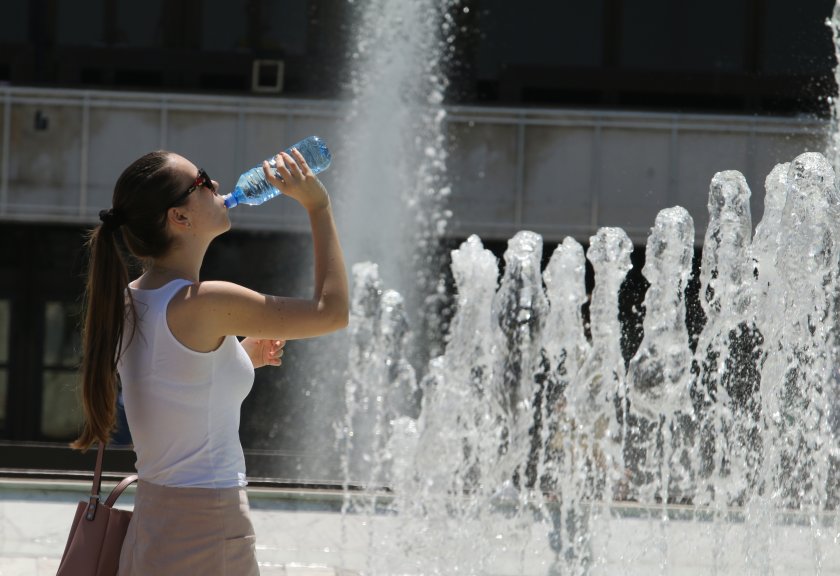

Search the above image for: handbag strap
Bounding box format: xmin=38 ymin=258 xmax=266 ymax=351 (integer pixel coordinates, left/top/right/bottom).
xmin=104 ymin=474 xmax=139 ymax=507
xmin=85 ymin=442 xmax=106 ymax=521
xmin=85 ymin=443 xmax=139 ymax=520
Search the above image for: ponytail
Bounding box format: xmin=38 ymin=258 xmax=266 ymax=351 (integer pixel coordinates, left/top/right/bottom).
xmin=72 ymin=150 xmax=178 ymax=450
xmin=72 ymin=221 xmax=133 ymax=451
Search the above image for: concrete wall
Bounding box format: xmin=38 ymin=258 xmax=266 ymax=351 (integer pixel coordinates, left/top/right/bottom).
xmin=0 ymin=87 xmax=827 ymax=245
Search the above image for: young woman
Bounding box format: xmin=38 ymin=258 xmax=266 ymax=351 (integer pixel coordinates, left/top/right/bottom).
xmin=74 ymin=148 xmax=348 ymax=575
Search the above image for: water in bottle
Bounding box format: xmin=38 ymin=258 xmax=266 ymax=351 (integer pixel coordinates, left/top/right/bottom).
xmin=223 ymin=135 xmax=331 ymax=208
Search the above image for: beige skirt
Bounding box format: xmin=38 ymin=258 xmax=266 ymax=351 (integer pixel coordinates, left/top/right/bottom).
xmin=118 ymin=480 xmax=259 ymax=576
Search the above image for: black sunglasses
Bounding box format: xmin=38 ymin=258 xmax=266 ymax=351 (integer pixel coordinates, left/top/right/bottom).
xmin=167 ymin=168 xmax=214 ymax=209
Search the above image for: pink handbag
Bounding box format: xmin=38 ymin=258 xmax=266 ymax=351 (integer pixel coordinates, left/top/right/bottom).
xmin=56 ymin=443 xmax=138 ymax=576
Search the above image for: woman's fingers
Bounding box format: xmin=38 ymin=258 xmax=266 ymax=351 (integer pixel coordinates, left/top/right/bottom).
xmin=270 ymin=339 xmax=285 ymax=365
xmin=262 ymin=150 xmax=327 ymax=211
xmin=264 ymin=152 xmax=305 ymax=187
xmin=289 ymin=148 xmax=311 ymax=174
xmin=285 ymin=151 xmax=302 ymax=174
xmin=263 ymin=158 xmax=284 ymax=185
xmin=241 ymin=338 xmax=286 ymax=368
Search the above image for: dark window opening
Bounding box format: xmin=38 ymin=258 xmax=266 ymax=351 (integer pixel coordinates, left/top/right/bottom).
xmin=200 ymin=73 xmax=247 ymax=91
xmin=113 ymin=69 xmax=163 ymax=87
xmin=80 ymin=68 xmax=103 ymax=85
xmin=520 ymin=87 xmax=602 ymax=108
xmin=0 ymin=300 xmax=9 ymax=435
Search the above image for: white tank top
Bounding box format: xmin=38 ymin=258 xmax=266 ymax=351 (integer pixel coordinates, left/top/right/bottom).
xmin=118 ymin=279 xmax=255 ymax=488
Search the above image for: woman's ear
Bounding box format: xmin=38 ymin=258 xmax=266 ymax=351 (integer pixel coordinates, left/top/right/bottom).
xmin=167 ymin=207 xmax=191 ymax=230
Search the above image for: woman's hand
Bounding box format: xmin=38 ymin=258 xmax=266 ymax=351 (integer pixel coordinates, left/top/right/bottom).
xmin=241 ymin=338 xmax=285 ymax=369
xmin=263 ymin=149 xmax=329 ymax=212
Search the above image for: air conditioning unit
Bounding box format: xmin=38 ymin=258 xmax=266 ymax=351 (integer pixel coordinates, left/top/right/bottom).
xmin=251 ymin=60 xmax=284 ymax=94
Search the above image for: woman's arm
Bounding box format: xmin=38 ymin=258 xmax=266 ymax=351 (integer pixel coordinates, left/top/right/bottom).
xmin=170 ymin=149 xmax=349 ymax=344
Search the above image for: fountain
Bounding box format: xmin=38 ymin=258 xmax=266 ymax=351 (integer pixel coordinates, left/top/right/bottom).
xmin=337 ymin=151 xmax=840 ymax=575
xmin=304 ymin=2 xmax=840 ymax=575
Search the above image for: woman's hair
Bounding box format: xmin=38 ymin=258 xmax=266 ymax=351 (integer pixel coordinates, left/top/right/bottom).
xmin=73 ymin=150 xmax=189 ymax=450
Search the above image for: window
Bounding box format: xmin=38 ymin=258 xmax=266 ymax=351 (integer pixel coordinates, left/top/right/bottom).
xmin=40 ymin=301 xmax=83 ymax=440
xmin=114 ymin=0 xmax=164 ymax=48
xmin=260 ymin=0 xmax=308 ymax=54
xmin=0 ymin=300 xmax=9 ymax=434
xmin=201 ymin=0 xmax=248 ymax=52
xmin=763 ymin=0 xmax=834 ymax=74
xmin=621 ymin=0 xmax=746 ymax=72
xmin=0 ymin=0 xmax=28 ymax=44
xmin=56 ymin=0 xmax=106 ymax=47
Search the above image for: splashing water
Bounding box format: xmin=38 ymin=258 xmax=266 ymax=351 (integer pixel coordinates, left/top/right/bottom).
xmin=338 ymin=0 xmax=452 ymax=337
xmin=342 ymin=152 xmax=840 ymax=574
xmin=828 ymin=1 xmax=840 ymax=173
xmin=325 ymin=2 xmax=840 ymax=573
xmin=289 ymin=0 xmax=454 ymax=486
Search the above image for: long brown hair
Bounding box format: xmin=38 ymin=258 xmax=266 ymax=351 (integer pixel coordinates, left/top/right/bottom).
xmin=73 ymin=150 xmax=190 ymax=450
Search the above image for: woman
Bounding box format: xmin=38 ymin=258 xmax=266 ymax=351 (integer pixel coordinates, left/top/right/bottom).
xmin=73 ymin=148 xmax=348 ymax=574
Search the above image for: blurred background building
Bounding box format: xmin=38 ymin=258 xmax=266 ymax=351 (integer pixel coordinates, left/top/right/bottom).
xmin=0 ymin=0 xmax=835 ymax=477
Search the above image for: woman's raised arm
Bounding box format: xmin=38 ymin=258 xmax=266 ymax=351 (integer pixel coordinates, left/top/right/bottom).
xmin=172 ymin=148 xmax=348 ymax=342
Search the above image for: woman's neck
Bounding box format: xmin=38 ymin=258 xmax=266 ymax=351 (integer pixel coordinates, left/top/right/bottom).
xmin=145 ymin=251 xmax=203 ymax=284
xmin=144 ymin=237 xmax=209 ymax=286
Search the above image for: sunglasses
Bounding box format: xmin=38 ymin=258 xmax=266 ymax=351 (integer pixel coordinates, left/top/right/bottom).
xmin=167 ymin=168 xmax=215 ymax=209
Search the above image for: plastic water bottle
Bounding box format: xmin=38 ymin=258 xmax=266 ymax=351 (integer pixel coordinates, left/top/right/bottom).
xmin=223 ymin=135 xmax=331 ymax=208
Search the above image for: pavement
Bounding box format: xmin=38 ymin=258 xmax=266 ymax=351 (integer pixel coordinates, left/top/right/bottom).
xmin=0 ymin=558 xmax=352 ymax=575
xmin=0 ymin=479 xmax=362 ymax=575
xmin=7 ymin=478 xmax=840 ymax=575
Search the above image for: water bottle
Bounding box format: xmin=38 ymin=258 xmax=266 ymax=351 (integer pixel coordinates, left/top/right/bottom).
xmin=223 ymin=135 xmax=331 ymax=208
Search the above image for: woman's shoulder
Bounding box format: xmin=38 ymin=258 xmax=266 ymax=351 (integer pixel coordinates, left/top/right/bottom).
xmin=172 ymin=280 xmax=264 ymax=312
xmin=188 ymin=280 xmax=256 ymax=298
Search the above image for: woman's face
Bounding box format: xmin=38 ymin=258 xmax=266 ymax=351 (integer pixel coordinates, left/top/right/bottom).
xmin=168 ymin=154 xmax=230 ymax=238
